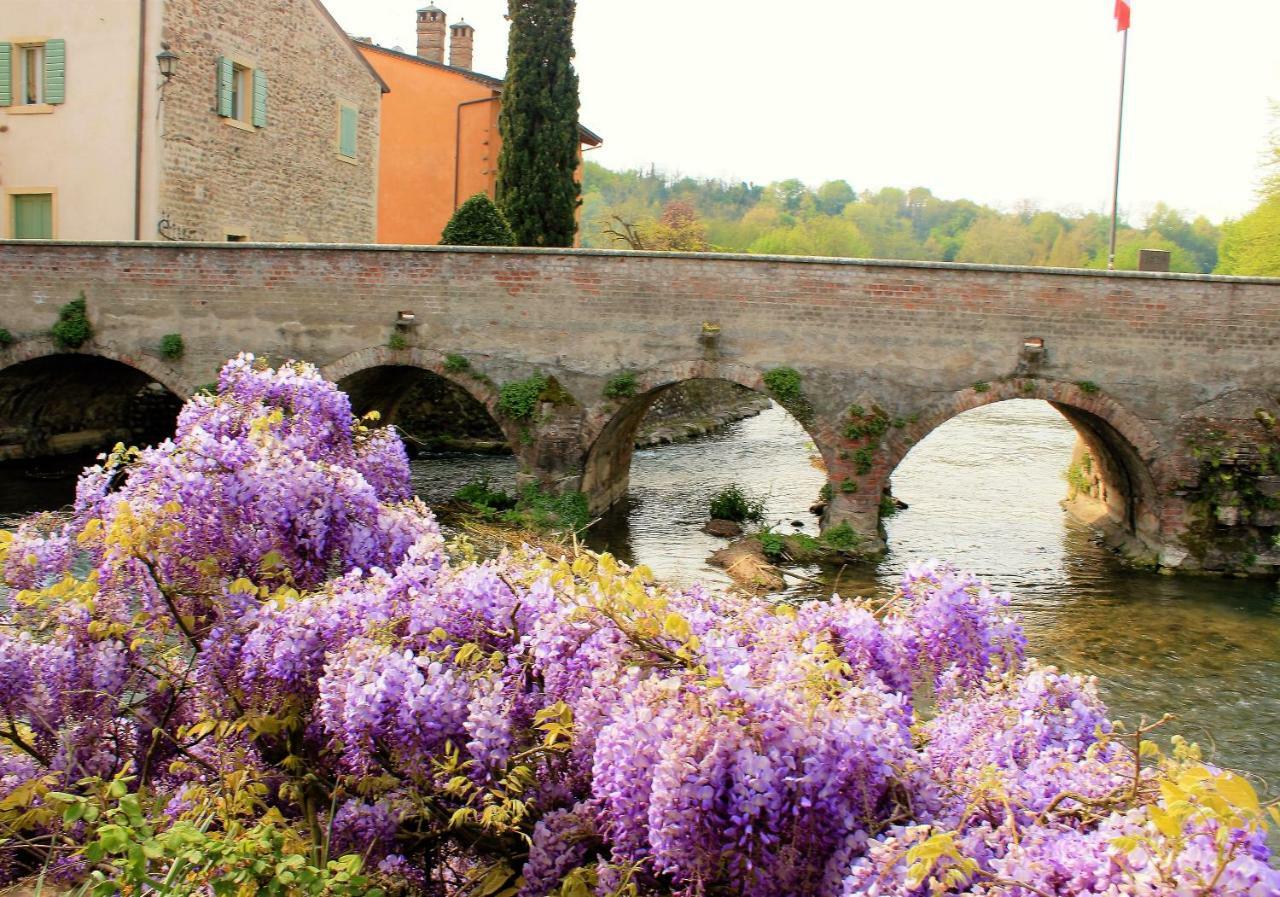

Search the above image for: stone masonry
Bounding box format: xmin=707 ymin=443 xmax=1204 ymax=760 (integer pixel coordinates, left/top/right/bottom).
xmin=157 ymin=0 xmax=383 ymax=242
xmin=1 ymin=241 xmax=1279 ymax=573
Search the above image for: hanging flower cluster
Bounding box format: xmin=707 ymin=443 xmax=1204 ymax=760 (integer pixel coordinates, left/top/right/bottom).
xmin=0 ymin=356 xmax=1274 ymax=896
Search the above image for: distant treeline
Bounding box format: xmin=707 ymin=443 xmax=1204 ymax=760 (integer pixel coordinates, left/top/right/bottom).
xmin=580 ymin=153 xmax=1279 ymax=276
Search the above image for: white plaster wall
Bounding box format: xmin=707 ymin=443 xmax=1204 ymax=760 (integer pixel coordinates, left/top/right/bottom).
xmin=0 ymin=1 xmax=143 ymax=239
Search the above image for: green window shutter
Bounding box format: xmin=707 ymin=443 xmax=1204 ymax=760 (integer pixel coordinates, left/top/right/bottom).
xmin=339 ymin=106 xmax=358 ymax=158
xmin=44 ymin=39 xmax=65 ymax=104
xmin=216 ymin=56 xmax=233 ymax=117
xmin=252 ymin=69 xmax=267 ymax=127
xmin=0 ymin=43 xmax=11 ymax=107
xmin=13 ymin=194 xmax=54 ymax=239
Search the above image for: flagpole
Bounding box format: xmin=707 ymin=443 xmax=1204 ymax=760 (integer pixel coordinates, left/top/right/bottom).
xmin=1107 ymin=26 xmax=1129 ymax=271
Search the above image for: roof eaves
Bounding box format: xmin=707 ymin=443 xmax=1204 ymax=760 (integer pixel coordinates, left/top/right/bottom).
xmin=360 ymin=43 xmax=603 ymax=145
xmin=309 ymin=0 xmax=391 ymax=93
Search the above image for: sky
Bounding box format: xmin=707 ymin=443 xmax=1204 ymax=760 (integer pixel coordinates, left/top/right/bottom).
xmin=324 ymin=0 xmax=1280 ymax=224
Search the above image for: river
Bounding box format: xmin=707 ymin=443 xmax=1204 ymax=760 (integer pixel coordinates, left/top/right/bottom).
xmin=3 ymin=399 xmax=1278 ymax=813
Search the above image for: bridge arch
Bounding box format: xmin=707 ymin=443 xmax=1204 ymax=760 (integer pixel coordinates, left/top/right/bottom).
xmin=0 ymin=342 xmax=189 ymax=462
xmin=581 ymin=360 xmax=837 ymax=515
xmin=859 ymin=379 xmax=1172 ymax=556
xmin=322 ymin=347 xmax=524 ymax=454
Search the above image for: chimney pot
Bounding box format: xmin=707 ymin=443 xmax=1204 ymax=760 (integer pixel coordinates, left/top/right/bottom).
xmin=449 ymin=19 xmax=475 ymax=70
xmin=416 ymin=4 xmax=446 ymax=63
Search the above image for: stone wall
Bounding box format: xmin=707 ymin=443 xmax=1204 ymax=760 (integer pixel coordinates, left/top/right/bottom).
xmin=156 ymin=0 xmax=382 ymax=242
xmin=1 ymin=242 xmax=1279 ymax=572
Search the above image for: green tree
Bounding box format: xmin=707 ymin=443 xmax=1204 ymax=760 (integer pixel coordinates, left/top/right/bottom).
xmin=1216 ymin=110 xmax=1280 ymax=275
xmin=816 ymin=180 xmax=856 ymax=216
xmin=497 ymin=0 xmax=581 ymax=247
xmin=440 ymin=193 xmax=517 ymax=246
xmin=1217 ymin=198 xmax=1280 ymax=275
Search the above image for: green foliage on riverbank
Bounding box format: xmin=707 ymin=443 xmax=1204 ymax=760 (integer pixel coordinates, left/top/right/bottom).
xmin=709 ymin=484 xmax=765 ymax=523
xmin=453 ymin=478 xmax=590 ymax=535
xmin=580 ymin=162 xmax=1224 ymax=273
xmin=757 ymin=522 xmax=862 ymax=563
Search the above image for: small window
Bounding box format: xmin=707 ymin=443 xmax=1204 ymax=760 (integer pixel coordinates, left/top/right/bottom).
xmin=216 ymin=56 xmax=266 ymax=128
xmin=230 ymin=63 xmax=249 ymax=122
xmin=336 ymin=102 xmax=358 ymax=161
xmin=225 ymin=233 xmax=248 ymax=242
xmin=11 ymin=192 xmax=54 ymax=239
xmin=18 ymin=43 xmax=44 ymax=105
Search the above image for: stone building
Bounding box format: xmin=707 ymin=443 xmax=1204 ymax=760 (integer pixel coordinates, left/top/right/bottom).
xmin=357 ymin=6 xmax=601 ymax=245
xmin=0 ymin=0 xmax=386 ymax=242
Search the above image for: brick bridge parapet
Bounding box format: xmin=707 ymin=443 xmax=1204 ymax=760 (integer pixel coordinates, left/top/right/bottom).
xmin=2 ymin=241 xmax=1279 ymax=573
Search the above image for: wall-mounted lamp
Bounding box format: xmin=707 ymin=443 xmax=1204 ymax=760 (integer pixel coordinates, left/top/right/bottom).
xmin=395 ymin=311 xmax=420 ymax=328
xmin=156 ymin=45 xmax=179 ymax=82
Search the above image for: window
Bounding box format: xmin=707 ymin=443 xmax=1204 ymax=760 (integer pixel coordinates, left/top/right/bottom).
xmin=336 ymin=102 xmax=358 ymax=161
xmin=230 ymin=63 xmax=249 ymax=122
xmin=216 ymin=56 xmax=266 ymax=128
xmin=0 ymin=39 xmax=64 ymax=109
xmin=19 ymin=43 xmax=43 ymax=105
xmin=9 ymin=192 xmax=54 ymax=239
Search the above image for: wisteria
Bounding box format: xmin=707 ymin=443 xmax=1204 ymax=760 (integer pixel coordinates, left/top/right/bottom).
xmin=0 ymin=355 xmax=1275 ymax=896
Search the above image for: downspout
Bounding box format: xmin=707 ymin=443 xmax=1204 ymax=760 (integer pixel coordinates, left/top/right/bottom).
xmin=134 ymin=0 xmax=147 ymax=240
xmin=454 ymin=94 xmax=499 ymax=211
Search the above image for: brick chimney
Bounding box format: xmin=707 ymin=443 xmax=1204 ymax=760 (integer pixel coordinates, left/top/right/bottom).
xmin=416 ymin=4 xmax=446 ymax=63
xmin=449 ymin=20 xmax=474 ymax=70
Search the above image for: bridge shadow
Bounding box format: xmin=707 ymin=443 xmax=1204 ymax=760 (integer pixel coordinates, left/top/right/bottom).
xmin=0 ymin=354 xmax=183 ymax=468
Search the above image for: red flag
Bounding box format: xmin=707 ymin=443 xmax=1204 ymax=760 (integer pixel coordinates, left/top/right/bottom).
xmin=1114 ymin=0 xmax=1131 ymax=31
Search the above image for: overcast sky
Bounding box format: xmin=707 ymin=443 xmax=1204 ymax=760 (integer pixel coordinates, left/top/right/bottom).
xmin=325 ymin=0 xmax=1280 ymax=224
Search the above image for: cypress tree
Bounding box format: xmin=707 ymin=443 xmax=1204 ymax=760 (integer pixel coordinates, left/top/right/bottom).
xmin=441 ymin=193 xmax=517 ymax=246
xmin=497 ymin=0 xmax=581 ymax=247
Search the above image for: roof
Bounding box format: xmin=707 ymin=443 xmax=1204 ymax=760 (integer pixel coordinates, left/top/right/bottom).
xmin=310 ymin=0 xmax=390 ymax=93
xmin=359 ymin=43 xmax=602 ymax=146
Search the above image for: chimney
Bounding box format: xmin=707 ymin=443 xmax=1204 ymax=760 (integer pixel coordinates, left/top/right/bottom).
xmin=449 ymin=20 xmax=475 ymax=69
xmin=416 ymin=4 xmax=446 ymax=63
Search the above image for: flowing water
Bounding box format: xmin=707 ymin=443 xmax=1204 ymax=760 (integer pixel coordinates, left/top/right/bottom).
xmin=4 ymin=400 xmax=1279 ymax=811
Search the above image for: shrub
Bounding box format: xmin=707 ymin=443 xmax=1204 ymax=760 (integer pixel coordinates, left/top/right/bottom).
xmin=387 ymin=331 xmax=408 ymax=351
xmin=852 ymin=446 xmax=875 ymax=475
xmin=709 ymin=484 xmax=765 ymax=523
xmin=1077 ymin=379 xmax=1101 ymax=394
xmin=454 ymin=476 xmax=517 ymax=512
xmin=0 ymin=328 xmax=12 ymax=347
xmin=820 ymin=520 xmax=861 ymax=551
xmin=501 ymin=483 xmax=590 ymax=534
xmin=440 ymin=193 xmax=517 ymax=247
xmin=498 ymin=373 xmax=549 ymax=421
xmin=159 ymin=332 xmax=184 ymax=360
xmin=763 ymin=366 xmax=803 ymax=405
xmin=604 ymin=371 xmax=638 ymax=399
xmin=444 ymin=353 xmax=470 ymax=374
xmin=51 ymin=294 xmax=92 ymax=349
xmin=972 ymin=380 xmax=991 ymax=394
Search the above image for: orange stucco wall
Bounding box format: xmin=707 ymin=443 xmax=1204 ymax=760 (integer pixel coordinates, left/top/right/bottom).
xmin=359 ymin=46 xmax=499 ymax=245
xmin=360 ymin=45 xmax=593 ymax=246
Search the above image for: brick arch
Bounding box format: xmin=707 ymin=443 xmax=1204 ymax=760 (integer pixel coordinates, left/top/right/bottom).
xmin=321 ymin=346 xmax=523 ymax=450
xmin=0 ymin=340 xmax=190 ymax=460
xmin=0 ymin=337 xmax=193 ymax=398
xmin=864 ymin=378 xmax=1173 ymax=550
xmin=580 ymin=359 xmax=835 ymax=516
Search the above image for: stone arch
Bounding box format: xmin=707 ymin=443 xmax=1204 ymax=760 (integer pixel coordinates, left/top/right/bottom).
xmin=0 ymin=342 xmax=189 ymax=462
xmin=863 ymin=378 xmax=1173 ymax=555
xmin=580 ymin=360 xmax=836 ymax=516
xmin=321 ymin=346 xmax=524 ymax=453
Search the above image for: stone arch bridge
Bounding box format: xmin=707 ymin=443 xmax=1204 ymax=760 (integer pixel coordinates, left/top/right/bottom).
xmin=2 ymin=241 xmax=1279 ymax=574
